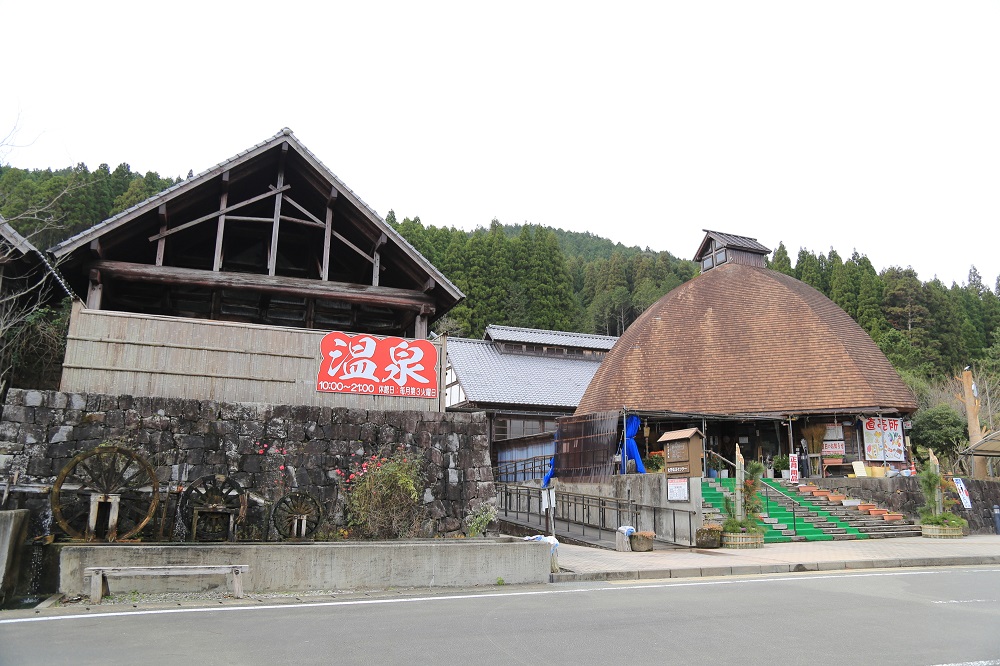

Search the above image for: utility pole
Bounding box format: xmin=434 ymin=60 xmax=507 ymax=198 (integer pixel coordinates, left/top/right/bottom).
xmin=962 ymin=369 xmax=987 ymax=479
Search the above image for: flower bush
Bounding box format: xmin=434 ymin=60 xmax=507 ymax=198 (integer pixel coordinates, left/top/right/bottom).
xmin=465 ymin=501 xmax=498 ymax=537
xmin=335 ymin=446 xmax=425 ymax=539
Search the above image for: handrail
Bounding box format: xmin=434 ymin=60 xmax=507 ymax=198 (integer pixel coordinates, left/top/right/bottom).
xmin=496 ymin=482 xmax=697 ymax=546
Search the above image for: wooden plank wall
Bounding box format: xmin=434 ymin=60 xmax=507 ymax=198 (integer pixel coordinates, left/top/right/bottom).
xmin=60 ymin=302 xmax=444 ymax=411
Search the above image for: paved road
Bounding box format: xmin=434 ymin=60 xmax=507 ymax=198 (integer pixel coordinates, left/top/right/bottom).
xmin=3 ymin=566 xmax=1000 ymax=665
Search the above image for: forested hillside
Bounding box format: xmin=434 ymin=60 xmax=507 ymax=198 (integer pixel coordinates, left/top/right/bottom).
xmin=3 ymin=162 xmax=1000 ymax=440
xmin=0 ymin=162 xmax=178 ymax=249
xmin=389 ymin=213 xmax=698 ymax=338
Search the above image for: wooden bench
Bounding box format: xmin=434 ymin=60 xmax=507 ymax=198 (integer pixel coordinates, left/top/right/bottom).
xmin=84 ymin=565 xmax=249 ymax=604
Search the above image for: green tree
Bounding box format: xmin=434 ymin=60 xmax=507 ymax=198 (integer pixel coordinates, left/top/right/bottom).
xmin=768 ymin=242 xmax=793 ymax=276
xmin=909 ymin=404 xmax=967 ymax=463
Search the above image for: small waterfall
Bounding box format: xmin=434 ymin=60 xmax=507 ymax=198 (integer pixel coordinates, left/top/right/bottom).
xmin=173 ymin=496 xmax=188 ymax=541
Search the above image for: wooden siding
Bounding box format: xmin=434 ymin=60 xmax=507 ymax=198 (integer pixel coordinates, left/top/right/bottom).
xmin=60 ymin=302 xmax=444 ymax=410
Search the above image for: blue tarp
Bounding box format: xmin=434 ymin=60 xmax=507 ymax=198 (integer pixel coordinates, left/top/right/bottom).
xmin=621 ymin=414 xmax=646 ymax=474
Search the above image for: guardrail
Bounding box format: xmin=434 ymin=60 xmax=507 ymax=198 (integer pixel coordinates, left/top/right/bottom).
xmin=497 ymin=483 xmax=697 ymax=546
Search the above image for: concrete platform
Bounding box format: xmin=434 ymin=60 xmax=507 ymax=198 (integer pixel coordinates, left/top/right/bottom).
xmin=59 ymin=538 xmax=552 ymax=595
xmin=553 ymin=534 xmax=1000 ymax=582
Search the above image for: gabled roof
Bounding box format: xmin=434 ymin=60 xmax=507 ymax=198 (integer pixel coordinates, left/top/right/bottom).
xmin=47 ymin=129 xmax=463 ymax=333
xmin=447 ymin=337 xmax=605 ymax=409
xmin=694 ymin=230 xmax=771 ymax=262
xmin=657 ymin=428 xmax=703 ymax=442
xmin=577 ymin=262 xmax=918 ymax=417
xmin=484 ymin=325 xmax=618 ymax=351
xmin=0 ymin=218 xmax=36 ymax=257
xmin=0 ymin=217 xmax=73 ymax=298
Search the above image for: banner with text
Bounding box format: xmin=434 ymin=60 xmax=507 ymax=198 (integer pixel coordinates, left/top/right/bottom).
xmin=862 ymin=417 xmax=905 ymax=461
xmin=317 ymin=332 xmax=438 ymax=398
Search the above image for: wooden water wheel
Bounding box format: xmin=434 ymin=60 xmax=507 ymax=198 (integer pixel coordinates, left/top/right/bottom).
xmin=50 ymin=446 xmax=159 ymax=542
xmin=270 ymin=492 xmax=322 ymax=540
xmin=181 ymin=474 xmax=247 ymax=541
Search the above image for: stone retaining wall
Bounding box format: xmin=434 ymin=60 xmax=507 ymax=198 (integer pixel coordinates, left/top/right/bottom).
xmin=0 ymin=389 xmax=494 ymax=541
xmin=812 ymin=476 xmax=1000 ymax=534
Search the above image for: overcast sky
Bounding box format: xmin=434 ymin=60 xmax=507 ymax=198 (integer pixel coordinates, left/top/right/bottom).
xmin=3 ymin=1 xmax=998 ymax=288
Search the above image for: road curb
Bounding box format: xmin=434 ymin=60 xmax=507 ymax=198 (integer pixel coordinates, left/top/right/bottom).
xmin=550 ymin=555 xmax=1000 ymax=583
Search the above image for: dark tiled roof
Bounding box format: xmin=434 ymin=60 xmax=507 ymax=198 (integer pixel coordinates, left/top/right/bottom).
xmin=577 ymin=263 xmax=918 ymax=416
xmin=447 ymin=337 xmax=605 ymax=409
xmin=484 ymin=325 xmax=618 ymax=351
xmin=694 ymin=230 xmax=771 ymax=261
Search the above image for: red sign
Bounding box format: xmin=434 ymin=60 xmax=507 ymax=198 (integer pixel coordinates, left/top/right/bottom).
xmin=316 ymin=332 xmax=438 ymax=398
xmin=789 ymin=452 xmax=799 ymax=483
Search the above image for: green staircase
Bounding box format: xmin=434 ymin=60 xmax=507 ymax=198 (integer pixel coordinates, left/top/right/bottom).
xmin=701 ymin=478 xmax=869 ymax=543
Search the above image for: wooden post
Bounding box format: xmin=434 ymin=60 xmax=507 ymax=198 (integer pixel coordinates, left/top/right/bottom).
xmin=372 ymin=233 xmax=387 ymax=286
xmin=268 ymin=143 xmax=288 ymax=276
xmin=735 ymin=444 xmax=744 ymax=519
xmin=963 ymin=369 xmax=987 ymax=479
xmin=86 ymin=269 xmax=102 ymax=309
xmin=321 ymin=188 xmax=337 ymax=281
xmin=212 ymin=171 xmax=230 ymax=272
xmin=156 ymin=205 xmax=168 ymax=266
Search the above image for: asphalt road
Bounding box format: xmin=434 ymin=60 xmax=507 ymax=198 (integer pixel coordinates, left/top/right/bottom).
xmin=2 ymin=567 xmax=1000 ymax=665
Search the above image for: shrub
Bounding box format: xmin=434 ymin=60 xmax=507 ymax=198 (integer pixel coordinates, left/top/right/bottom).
xmin=336 ymin=446 xmax=425 ymax=539
xmin=465 ymin=502 xmax=498 ymax=537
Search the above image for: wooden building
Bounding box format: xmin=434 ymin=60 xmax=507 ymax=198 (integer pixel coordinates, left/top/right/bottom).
xmin=48 ymin=129 xmax=464 ymax=409
xmin=445 ymin=325 xmax=617 ymax=479
xmin=566 ymin=230 xmax=918 ymax=478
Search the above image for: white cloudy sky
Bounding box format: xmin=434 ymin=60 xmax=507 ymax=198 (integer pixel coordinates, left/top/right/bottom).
xmin=3 ymin=1 xmax=998 ymax=288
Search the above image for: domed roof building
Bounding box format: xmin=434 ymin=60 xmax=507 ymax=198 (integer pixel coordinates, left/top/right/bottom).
xmin=568 ymin=231 xmax=917 ymax=477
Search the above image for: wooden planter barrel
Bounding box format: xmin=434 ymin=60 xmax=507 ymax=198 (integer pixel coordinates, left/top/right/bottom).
xmin=921 ymin=524 xmax=964 ymax=539
xmin=695 ymin=527 xmax=722 ymax=548
xmin=721 ymin=532 xmax=764 ymax=549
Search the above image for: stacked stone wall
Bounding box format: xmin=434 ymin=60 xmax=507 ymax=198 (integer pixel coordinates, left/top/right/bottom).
xmin=0 ymin=389 xmax=494 ymax=540
xmin=813 ymin=476 xmax=1000 ymax=534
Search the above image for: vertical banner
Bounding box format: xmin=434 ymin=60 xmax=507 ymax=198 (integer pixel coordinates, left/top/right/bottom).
xmin=789 ymin=451 xmax=799 ymax=483
xmin=316 ymin=332 xmax=438 ymax=398
xmin=863 ymin=417 xmax=905 ymax=461
xmin=953 ymin=478 xmax=973 ymax=509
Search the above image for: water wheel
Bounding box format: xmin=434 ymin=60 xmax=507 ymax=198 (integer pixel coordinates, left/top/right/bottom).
xmin=50 ymin=446 xmax=159 ymax=542
xmin=181 ymin=474 xmax=247 ymax=541
xmin=271 ymin=492 xmax=322 ymax=540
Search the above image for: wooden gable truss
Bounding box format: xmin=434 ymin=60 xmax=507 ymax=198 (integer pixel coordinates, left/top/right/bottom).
xmin=50 ymin=130 xmax=463 ymax=338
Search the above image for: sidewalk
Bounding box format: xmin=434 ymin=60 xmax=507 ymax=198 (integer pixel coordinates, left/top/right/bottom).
xmin=552 ymin=534 xmax=1000 ymax=582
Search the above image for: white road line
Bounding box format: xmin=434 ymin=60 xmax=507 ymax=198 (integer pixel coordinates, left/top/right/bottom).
xmin=2 ymin=567 xmax=998 ymax=626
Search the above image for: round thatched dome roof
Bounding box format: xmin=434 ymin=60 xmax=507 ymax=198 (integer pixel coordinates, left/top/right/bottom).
xmin=576 ymin=263 xmax=917 ymax=416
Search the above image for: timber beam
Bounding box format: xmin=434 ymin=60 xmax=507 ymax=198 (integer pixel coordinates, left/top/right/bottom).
xmin=86 ymin=260 xmax=438 ymax=312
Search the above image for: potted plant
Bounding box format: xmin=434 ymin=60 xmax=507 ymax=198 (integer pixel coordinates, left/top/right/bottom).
xmin=773 ymin=454 xmax=790 ymax=479
xmin=629 ymin=530 xmax=655 ymax=551
xmin=721 ymin=508 xmax=764 ymax=549
xmin=695 ymin=522 xmax=723 ymax=548
xmin=918 ymin=467 xmax=967 ymax=538
xmin=706 ymin=455 xmax=724 ymax=478
xmin=720 ymin=462 xmax=765 ymax=549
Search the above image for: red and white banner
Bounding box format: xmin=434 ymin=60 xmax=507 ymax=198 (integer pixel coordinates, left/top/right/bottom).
xmin=316 ymin=332 xmax=438 ymax=398
xmin=789 ymin=452 xmax=799 ymax=483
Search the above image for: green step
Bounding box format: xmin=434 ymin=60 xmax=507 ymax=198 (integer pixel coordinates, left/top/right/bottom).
xmin=760 ymin=480 xmax=869 ymax=539
xmin=700 ymin=480 xmax=790 ymax=543
xmin=701 ymin=479 xmax=849 ymax=543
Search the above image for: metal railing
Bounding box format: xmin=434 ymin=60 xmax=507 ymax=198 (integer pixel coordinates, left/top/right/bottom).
xmin=497 ymin=483 xmax=697 ymax=546
xmin=494 ymin=456 xmax=552 ymax=483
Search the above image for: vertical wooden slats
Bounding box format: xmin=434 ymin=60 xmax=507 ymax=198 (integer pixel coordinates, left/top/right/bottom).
xmin=60 ymin=302 xmax=443 ymax=411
